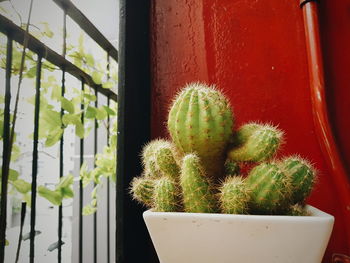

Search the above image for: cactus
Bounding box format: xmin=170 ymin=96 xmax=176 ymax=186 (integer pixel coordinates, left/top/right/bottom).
xmin=287 ymin=204 xmax=310 ymax=216
xmin=219 ymin=176 xmax=250 ymax=214
xmin=155 ymin=145 xmax=180 ymax=180
xmin=224 ymin=160 xmax=240 ymax=176
xmin=180 ymin=154 xmax=217 ymax=213
xmin=246 ymin=162 xmax=292 ymax=214
xmin=130 ymin=176 xmax=155 ymax=208
xmin=153 ymin=177 xmax=179 ymax=212
xmin=141 ymin=139 xmax=176 ymax=178
xmin=167 ymin=83 xmax=234 ymax=179
xmin=279 ymin=156 xmax=316 ymax=204
xmin=227 ymin=123 xmax=284 ymax=162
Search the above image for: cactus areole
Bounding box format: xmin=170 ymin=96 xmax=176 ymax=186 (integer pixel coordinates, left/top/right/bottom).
xmin=167 ymin=83 xmax=234 ymax=179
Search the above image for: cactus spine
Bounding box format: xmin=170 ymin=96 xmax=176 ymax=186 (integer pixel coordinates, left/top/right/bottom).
xmin=180 ymin=154 xmax=217 ymax=213
xmin=219 ymin=176 xmax=250 ymax=214
xmin=246 ymin=163 xmax=292 ymax=214
xmin=227 ymin=123 xmax=284 ymax=162
xmin=168 ymin=83 xmax=234 ymax=179
xmin=153 ymin=177 xmax=179 ymax=212
xmin=130 ymin=177 xmax=155 ymax=208
xmin=279 ymin=156 xmax=316 ymax=204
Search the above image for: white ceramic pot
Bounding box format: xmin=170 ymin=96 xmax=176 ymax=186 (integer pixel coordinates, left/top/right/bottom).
xmin=143 ymin=205 xmax=334 ymax=263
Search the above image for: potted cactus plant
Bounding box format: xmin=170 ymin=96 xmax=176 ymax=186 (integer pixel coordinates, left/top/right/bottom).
xmin=130 ymin=83 xmax=334 ymax=263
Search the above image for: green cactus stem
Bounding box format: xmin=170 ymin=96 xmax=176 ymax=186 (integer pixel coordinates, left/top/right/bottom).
xmin=279 ymin=156 xmax=316 ymax=204
xmin=153 ymin=177 xmax=179 ymax=212
xmin=167 ymin=83 xmax=234 ymax=179
xmin=141 ymin=139 xmax=173 ymax=178
xmin=155 ymin=144 xmax=180 ymax=180
xmin=219 ymin=176 xmax=250 ymax=214
xmin=246 ymin=162 xmax=292 ymax=214
xmin=287 ymin=204 xmax=310 ymax=216
xmin=130 ymin=176 xmax=155 ymax=208
xmin=180 ymin=154 xmax=217 ymax=213
xmin=224 ymin=160 xmax=240 ymax=176
xmin=227 ymin=123 xmax=284 ymax=162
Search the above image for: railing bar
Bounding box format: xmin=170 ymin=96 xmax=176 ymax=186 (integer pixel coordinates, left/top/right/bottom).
xmin=52 ymin=0 xmax=118 ymax=62
xmin=106 ymin=52 xmax=111 ymax=263
xmin=0 ymin=14 xmax=118 ymax=102
xmin=0 ymin=36 xmax=13 ymax=263
xmin=93 ymin=90 xmax=98 ymax=263
xmin=15 ymin=202 xmax=26 ymax=263
xmin=29 ymin=53 xmax=42 ymax=263
xmin=79 ymin=79 xmax=85 ymax=263
xmin=58 ymin=10 xmax=67 ymax=263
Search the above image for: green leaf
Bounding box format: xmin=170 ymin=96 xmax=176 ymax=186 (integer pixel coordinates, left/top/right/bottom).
xmin=80 ymin=162 xmax=92 ymax=187
xmin=5 ymin=240 xmax=9 ymax=246
xmin=102 ymin=81 xmax=114 ymax=90
xmin=56 ymin=174 xmax=74 ymax=189
xmin=95 ymin=107 xmax=107 ymax=120
xmin=12 ymin=179 xmax=31 ymax=194
xmin=83 ymin=93 xmax=96 ymax=102
xmin=62 ymin=113 xmax=80 ymax=126
xmin=61 ymin=187 xmax=74 ymax=199
xmin=85 ymin=53 xmax=95 ymax=67
xmin=45 ymin=128 xmax=63 ymax=147
xmin=85 ymin=106 xmax=97 ymax=119
xmin=38 ymin=186 xmax=62 ymax=206
xmin=82 ymin=204 xmax=97 ymax=216
xmin=51 ymin=85 xmax=61 ymax=101
xmin=91 ymin=71 xmax=103 ymax=84
xmin=75 ymin=121 xmax=85 ymax=138
xmin=0 ymin=168 xmax=19 ymax=181
xmin=103 ymin=105 xmax=116 ymax=116
xmin=25 ymin=66 xmax=36 ymax=78
xmin=60 ymin=97 xmax=75 ymax=114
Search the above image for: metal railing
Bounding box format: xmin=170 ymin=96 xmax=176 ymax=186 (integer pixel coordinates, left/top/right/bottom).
xmin=0 ymin=0 xmax=118 ymax=262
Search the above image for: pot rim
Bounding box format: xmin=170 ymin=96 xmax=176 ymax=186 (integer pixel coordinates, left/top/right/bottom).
xmin=143 ymin=205 xmax=334 ymax=222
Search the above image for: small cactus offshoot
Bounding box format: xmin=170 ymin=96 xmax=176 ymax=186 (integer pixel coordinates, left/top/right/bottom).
xmin=180 ymin=154 xmax=217 ymax=213
xmin=155 ymin=145 xmax=180 ymax=180
xmin=153 ymin=177 xmax=179 ymax=212
xmin=227 ymin=123 xmax=284 ymax=162
xmin=219 ymin=176 xmax=250 ymax=214
xmin=279 ymin=156 xmax=316 ymax=204
xmin=130 ymin=176 xmax=155 ymax=208
xmin=246 ymin=162 xmax=292 ymax=214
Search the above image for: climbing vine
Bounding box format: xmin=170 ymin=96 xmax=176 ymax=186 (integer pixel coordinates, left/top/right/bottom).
xmin=0 ymin=2 xmax=118 ymax=215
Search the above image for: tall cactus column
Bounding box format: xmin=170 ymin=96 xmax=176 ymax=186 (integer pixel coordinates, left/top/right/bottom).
xmin=167 ymin=83 xmax=234 ymax=179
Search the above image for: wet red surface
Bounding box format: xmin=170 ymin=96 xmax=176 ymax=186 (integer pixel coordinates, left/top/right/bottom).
xmin=150 ymin=0 xmax=350 ymax=261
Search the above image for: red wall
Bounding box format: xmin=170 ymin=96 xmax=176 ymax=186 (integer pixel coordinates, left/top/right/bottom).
xmin=150 ymin=0 xmax=350 ymax=261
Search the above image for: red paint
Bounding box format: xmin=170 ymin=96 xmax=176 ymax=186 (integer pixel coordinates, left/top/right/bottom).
xmin=150 ymin=0 xmax=350 ymax=261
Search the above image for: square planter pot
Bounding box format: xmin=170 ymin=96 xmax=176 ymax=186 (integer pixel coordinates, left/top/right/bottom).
xmin=143 ymin=205 xmax=334 ymax=263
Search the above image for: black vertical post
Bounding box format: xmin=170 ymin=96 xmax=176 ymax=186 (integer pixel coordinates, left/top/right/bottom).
xmin=29 ymin=53 xmax=42 ymax=263
xmin=79 ymin=79 xmax=85 ymax=263
xmin=0 ymin=36 xmax=13 ymax=263
xmin=116 ymin=0 xmax=153 ymax=262
xmin=58 ymin=10 xmax=67 ymax=263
